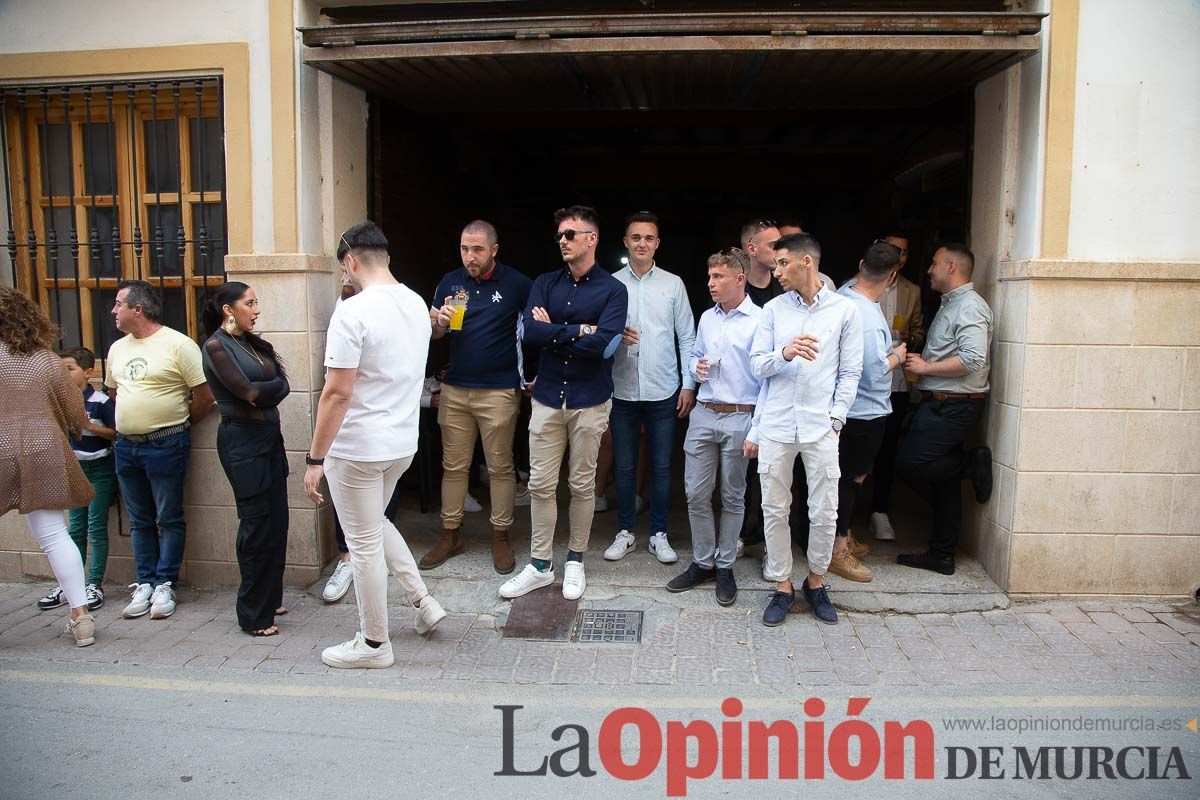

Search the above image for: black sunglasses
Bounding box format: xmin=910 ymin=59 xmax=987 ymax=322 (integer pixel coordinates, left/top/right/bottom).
xmin=555 ymin=229 xmax=594 ymax=242
xmin=873 ymin=238 xmax=908 ymax=256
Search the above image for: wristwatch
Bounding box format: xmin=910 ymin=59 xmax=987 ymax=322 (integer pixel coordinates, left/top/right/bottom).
xmin=580 ymin=324 xmax=595 ymax=336
xmin=831 ymin=419 xmax=845 ymax=433
xmin=305 ymin=453 xmax=325 ymax=466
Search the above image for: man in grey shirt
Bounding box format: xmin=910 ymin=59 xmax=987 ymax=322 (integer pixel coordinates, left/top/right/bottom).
xmin=895 ymin=243 xmax=993 ymax=576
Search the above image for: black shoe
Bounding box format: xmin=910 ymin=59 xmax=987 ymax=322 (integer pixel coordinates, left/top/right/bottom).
xmin=667 ymin=562 xmax=716 ymax=593
xmin=36 ymin=586 xmax=65 ymax=610
xmin=896 ymin=551 xmax=956 ymax=575
xmin=968 ymin=447 xmax=993 ymax=503
xmin=715 ymin=568 xmax=737 ymax=606
xmin=800 ymin=580 xmax=839 ymax=625
xmin=762 ymin=589 xmax=795 ymax=627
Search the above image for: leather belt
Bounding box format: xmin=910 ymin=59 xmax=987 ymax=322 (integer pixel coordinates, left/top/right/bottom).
xmin=118 ymin=421 xmax=190 ymax=443
xmin=922 ymin=391 xmax=987 ymax=401
xmin=702 ymin=401 xmax=755 ymax=413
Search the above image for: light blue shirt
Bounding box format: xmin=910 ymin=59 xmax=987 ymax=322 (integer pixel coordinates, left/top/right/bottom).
xmin=748 ymin=286 xmax=863 ymax=445
xmin=689 ymin=295 xmax=762 ymax=406
xmin=836 ymin=284 xmax=893 ymax=420
xmin=611 ymin=264 xmax=697 ymax=402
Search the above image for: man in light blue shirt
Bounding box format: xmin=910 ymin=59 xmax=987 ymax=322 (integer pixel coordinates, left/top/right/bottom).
xmin=829 ymin=241 xmax=907 ymax=584
xmin=666 ymin=248 xmax=760 ymax=607
xmin=603 ymin=212 xmax=696 ymax=565
xmin=749 ymin=233 xmax=863 ymax=627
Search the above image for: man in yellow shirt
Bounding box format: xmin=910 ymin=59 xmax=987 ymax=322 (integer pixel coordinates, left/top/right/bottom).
xmin=106 ymin=280 xmax=213 ymax=620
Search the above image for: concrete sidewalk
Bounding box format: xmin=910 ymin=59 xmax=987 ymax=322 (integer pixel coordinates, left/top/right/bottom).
xmin=0 ymin=577 xmax=1196 ymax=688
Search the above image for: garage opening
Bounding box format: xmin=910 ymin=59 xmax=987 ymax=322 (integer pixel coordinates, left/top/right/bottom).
xmin=303 ymin=2 xmax=1042 ymax=604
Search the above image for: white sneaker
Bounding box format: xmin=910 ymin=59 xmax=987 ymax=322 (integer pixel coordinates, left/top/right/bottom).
xmin=594 ymin=494 xmax=609 ymax=512
xmin=499 ymin=564 xmax=555 ymax=599
xmin=464 ymin=493 xmax=483 ymax=513
xmin=648 ymin=532 xmax=678 ymax=564
xmin=562 ymin=561 xmax=586 ymax=600
xmin=603 ymin=530 xmax=637 ymax=561
xmin=321 ymin=632 xmax=394 ymax=669
xmin=513 ymin=486 xmax=532 ymax=507
xmin=322 ymin=559 xmax=354 ymax=602
xmin=149 ymin=582 xmax=176 ymax=619
xmin=66 ymin=613 xmax=96 ymax=647
xmin=122 ymin=583 xmax=153 ymax=618
xmin=415 ymin=596 xmax=447 ymax=635
xmin=869 ymin=512 xmax=896 ymax=541
xmin=736 ymin=538 xmax=745 ymax=559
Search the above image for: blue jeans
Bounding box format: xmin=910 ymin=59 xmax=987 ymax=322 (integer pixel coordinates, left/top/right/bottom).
xmin=611 ymin=395 xmax=677 ymax=535
xmin=114 ymin=430 xmax=191 ymax=586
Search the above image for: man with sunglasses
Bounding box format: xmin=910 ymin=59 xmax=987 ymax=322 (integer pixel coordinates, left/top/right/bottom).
xmin=741 ymin=219 xmax=834 ymax=309
xmin=602 ymin=211 xmax=696 ymax=566
xmin=499 ymin=206 xmax=627 ymax=602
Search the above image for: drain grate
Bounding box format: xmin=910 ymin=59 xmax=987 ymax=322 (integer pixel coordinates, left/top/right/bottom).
xmin=573 ymin=610 xmax=643 ymax=644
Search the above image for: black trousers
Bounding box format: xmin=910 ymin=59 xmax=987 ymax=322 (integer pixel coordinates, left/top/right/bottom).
xmin=218 ymin=419 xmax=289 ymax=631
xmin=871 ymin=391 xmax=911 ymax=514
xmin=895 ymin=398 xmax=983 ymax=559
xmin=836 ymin=417 xmax=887 ymax=536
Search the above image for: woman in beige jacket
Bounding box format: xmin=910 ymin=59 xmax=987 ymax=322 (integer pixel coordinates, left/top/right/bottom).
xmin=0 ymin=287 xmax=96 ymax=646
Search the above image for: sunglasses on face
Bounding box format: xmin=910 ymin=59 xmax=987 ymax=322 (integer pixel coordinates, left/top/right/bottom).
xmin=555 ymin=229 xmax=594 ymax=242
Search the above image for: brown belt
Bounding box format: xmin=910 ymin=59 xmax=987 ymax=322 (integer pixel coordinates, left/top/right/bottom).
xmin=702 ymin=401 xmax=755 ymax=413
xmin=922 ymin=391 xmax=987 ymax=401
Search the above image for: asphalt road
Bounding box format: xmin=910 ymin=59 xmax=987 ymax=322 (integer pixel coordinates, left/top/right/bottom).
xmin=2 ymin=660 xmax=1197 ymax=800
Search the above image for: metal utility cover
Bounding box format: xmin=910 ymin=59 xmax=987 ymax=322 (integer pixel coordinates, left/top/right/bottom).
xmin=573 ymin=610 xmax=643 ymax=644
xmin=501 ymin=588 xmax=579 ymax=641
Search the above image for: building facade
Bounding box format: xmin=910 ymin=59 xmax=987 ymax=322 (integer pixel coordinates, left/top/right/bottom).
xmin=1 ymin=0 xmax=1197 ymax=598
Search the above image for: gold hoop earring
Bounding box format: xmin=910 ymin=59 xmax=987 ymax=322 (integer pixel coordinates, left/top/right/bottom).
xmin=224 ymin=315 xmax=237 ymax=333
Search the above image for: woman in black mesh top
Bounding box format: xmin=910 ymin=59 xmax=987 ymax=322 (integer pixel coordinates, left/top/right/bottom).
xmin=202 ymin=282 xmax=291 ymax=636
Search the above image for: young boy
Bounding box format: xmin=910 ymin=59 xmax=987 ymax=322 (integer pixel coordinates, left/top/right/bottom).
xmin=37 ymin=348 xmax=116 ymax=612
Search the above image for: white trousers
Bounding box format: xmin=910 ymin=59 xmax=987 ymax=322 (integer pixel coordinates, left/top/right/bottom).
xmin=758 ymin=432 xmax=841 ymax=581
xmin=23 ymin=509 xmax=86 ymax=609
xmin=325 ymin=455 xmax=427 ymax=643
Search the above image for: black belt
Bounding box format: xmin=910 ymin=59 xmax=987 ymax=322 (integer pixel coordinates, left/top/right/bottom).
xmin=118 ymin=421 xmax=190 ymax=443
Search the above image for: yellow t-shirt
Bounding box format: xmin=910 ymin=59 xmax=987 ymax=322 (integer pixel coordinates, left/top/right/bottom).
xmin=104 ymin=326 xmax=205 ymax=435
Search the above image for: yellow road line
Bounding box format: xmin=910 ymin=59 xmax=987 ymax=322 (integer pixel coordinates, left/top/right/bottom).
xmin=1 ymin=669 xmax=1196 ymax=711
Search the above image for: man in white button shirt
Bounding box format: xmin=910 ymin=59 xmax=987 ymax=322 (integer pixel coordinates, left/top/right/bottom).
xmin=602 ymin=212 xmax=696 ymax=565
xmin=749 ymin=233 xmax=863 ymax=627
xmin=666 ymin=247 xmax=760 ymax=606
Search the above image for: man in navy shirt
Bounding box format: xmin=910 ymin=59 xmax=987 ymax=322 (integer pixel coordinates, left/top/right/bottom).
xmin=426 ymin=220 xmax=532 ymax=575
xmin=498 ymin=205 xmax=627 ymax=602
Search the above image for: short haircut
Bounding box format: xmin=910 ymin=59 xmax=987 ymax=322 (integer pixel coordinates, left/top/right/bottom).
xmin=117 ymin=279 xmax=162 ymax=322
xmin=461 ymin=219 xmax=498 ymax=247
xmin=739 ymin=218 xmax=778 ymax=249
xmin=59 ymin=346 xmax=96 ymax=370
xmin=554 ymin=205 xmax=599 ymax=230
xmin=707 ymin=247 xmax=749 ymax=275
xmin=772 ymin=232 xmax=822 ymax=264
xmin=337 ymin=221 xmax=389 ymax=264
xmin=939 ymin=242 xmax=975 ymax=277
xmin=861 ymin=241 xmax=901 ymax=281
xmin=624 ymin=210 xmax=659 ymax=233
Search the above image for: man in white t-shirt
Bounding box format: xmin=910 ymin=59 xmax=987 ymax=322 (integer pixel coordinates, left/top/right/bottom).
xmin=303 ymin=221 xmax=447 ymax=669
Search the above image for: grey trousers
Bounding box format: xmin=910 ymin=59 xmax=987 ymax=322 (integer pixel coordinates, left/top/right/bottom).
xmin=683 ymin=404 xmax=753 ymax=569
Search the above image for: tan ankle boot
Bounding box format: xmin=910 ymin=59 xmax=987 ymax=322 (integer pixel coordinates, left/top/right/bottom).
xmin=419 ymin=527 xmax=464 ymax=570
xmin=492 ymin=527 xmax=515 ymax=575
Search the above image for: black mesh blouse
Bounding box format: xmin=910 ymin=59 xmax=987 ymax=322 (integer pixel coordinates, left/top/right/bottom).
xmin=201 ymin=330 xmax=290 ymax=423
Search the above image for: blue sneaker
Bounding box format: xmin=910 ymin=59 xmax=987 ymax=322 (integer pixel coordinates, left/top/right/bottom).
xmin=762 ymin=590 xmax=794 ymax=627
xmin=801 ymin=580 xmax=838 ymax=625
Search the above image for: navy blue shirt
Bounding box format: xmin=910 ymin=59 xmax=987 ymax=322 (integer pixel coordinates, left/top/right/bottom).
xmin=522 ymin=264 xmax=628 ymax=409
xmin=70 ymin=386 xmax=116 ymax=460
xmin=433 ymin=262 xmax=532 ymax=390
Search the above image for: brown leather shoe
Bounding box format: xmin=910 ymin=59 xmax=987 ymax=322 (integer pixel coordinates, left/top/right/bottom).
xmin=828 ymin=550 xmax=873 ymax=582
xmin=492 ymin=527 xmax=515 ymax=575
xmin=848 ymin=533 xmax=871 ymax=559
xmin=419 ymin=527 xmax=464 ymax=570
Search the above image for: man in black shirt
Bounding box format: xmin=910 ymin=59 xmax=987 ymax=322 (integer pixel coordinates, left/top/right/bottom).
xmin=740 ymin=219 xmax=784 ymax=309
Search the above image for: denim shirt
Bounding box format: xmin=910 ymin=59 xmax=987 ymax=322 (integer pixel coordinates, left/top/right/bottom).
xmin=521 ymin=265 xmax=628 ymax=409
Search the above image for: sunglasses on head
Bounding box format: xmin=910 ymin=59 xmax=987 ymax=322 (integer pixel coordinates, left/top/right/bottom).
xmin=754 ymin=219 xmax=778 ymax=230
xmin=555 ymin=229 xmax=594 ymax=242
xmin=873 ymin=238 xmax=908 ymax=256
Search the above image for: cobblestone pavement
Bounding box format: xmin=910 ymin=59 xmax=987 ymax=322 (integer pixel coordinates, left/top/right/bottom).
xmin=1 ymin=581 xmax=1198 ymax=687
